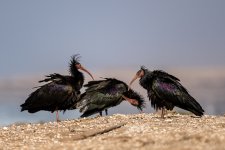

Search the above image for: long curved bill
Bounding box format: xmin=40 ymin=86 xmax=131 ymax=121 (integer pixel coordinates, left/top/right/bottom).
xmin=80 ymin=66 xmax=94 ymax=80
xmin=129 ymin=74 xmax=138 ymax=89
xmin=122 ymin=95 xmax=139 ymax=106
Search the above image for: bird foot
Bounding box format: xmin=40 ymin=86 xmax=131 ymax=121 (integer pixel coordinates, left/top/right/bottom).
xmin=160 ymin=116 xmax=165 ymax=119
xmin=139 ymin=110 xmax=144 ymax=113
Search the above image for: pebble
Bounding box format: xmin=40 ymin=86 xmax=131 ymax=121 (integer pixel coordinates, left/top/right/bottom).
xmin=3 ymin=127 xmax=8 ymax=130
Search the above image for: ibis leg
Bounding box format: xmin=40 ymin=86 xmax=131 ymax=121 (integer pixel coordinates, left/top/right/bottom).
xmin=99 ymin=111 xmax=102 ymax=116
xmin=161 ymin=108 xmax=165 ymax=119
xmin=56 ymin=110 xmax=60 ymax=122
xmin=105 ymin=109 xmax=108 ymax=116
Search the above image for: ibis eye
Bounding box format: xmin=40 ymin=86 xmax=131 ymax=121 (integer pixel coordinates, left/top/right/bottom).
xmin=75 ymin=63 xmax=81 ymax=68
xmin=137 ymin=70 xmax=142 ymax=76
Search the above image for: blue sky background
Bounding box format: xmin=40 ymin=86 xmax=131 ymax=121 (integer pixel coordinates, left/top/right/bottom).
xmin=0 ymin=0 xmax=225 ymax=78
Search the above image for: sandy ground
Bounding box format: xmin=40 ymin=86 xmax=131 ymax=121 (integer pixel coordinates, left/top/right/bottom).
xmin=0 ymin=113 xmax=225 ymax=150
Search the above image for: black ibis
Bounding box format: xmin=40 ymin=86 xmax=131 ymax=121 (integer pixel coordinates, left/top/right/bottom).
xmin=74 ymin=78 xmax=145 ymax=118
xmin=129 ymin=66 xmax=204 ymax=118
xmin=20 ymin=54 xmax=94 ymax=121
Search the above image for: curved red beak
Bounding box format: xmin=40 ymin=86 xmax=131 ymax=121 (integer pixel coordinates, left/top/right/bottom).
xmin=80 ymin=65 xmax=94 ymax=80
xmin=122 ymin=95 xmax=139 ymax=106
xmin=129 ymin=74 xmax=138 ymax=89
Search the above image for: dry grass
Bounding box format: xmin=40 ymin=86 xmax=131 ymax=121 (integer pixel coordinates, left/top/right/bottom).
xmin=0 ymin=113 xmax=225 ymax=150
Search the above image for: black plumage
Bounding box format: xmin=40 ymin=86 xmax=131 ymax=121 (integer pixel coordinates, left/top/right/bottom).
xmin=75 ymin=78 xmax=145 ymax=118
xmin=20 ymin=54 xmax=94 ymax=121
xmin=130 ymin=66 xmax=204 ymax=118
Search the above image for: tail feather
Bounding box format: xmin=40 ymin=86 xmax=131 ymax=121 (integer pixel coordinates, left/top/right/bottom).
xmin=187 ymin=97 xmax=204 ymax=116
xmin=179 ymin=95 xmax=204 ymax=116
xmin=80 ymin=108 xmax=100 ymax=118
xmin=20 ymin=104 xmax=40 ymax=113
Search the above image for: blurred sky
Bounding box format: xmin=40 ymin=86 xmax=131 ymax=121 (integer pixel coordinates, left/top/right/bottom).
xmin=0 ymin=0 xmax=225 ymax=125
xmin=0 ymin=0 xmax=225 ymax=78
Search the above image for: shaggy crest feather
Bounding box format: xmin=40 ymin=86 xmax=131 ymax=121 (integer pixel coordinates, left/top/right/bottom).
xmin=69 ymin=54 xmax=81 ymax=76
